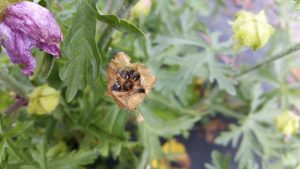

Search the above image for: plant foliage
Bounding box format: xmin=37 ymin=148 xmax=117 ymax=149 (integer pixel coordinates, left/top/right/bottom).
xmin=1 ymin=0 xmax=300 ymax=169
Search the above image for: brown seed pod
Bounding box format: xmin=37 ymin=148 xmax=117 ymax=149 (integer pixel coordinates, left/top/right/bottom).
xmin=107 ymin=52 xmax=156 ymax=110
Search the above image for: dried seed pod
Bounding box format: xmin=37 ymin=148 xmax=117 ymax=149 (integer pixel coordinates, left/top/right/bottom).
xmin=107 ymin=52 xmax=156 ymax=110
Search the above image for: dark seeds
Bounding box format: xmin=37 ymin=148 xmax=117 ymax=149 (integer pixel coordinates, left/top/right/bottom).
xmin=124 ymin=81 xmax=134 ymax=91
xmin=136 ymin=88 xmax=145 ymax=93
xmin=128 ymin=70 xmax=135 ymax=76
xmin=131 ymin=72 xmax=140 ymax=81
xmin=112 ymin=81 xmax=122 ymax=91
xmin=113 ymin=69 xmax=143 ymax=93
xmin=119 ymin=70 xmax=129 ymax=79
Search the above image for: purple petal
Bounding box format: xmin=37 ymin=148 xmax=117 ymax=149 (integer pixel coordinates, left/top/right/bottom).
xmin=0 ymin=23 xmax=36 ymax=76
xmin=36 ymin=43 xmax=61 ymax=57
xmin=3 ymin=1 xmax=63 ymax=56
xmin=0 ymin=1 xmax=63 ymax=76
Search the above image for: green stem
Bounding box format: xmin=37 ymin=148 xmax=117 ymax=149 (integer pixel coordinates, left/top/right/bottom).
xmin=137 ymin=150 xmax=149 ymax=169
xmin=0 ymin=71 xmax=28 ymax=98
xmin=235 ymin=42 xmax=300 ymax=78
xmin=4 ymin=97 xmax=27 ymax=116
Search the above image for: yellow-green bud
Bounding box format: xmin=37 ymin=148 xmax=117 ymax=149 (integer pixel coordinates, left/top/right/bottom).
xmin=233 ymin=10 xmax=274 ymax=51
xmin=275 ymin=110 xmax=300 ymax=136
xmin=131 ymin=0 xmax=152 ymax=18
xmin=27 ymin=84 xmax=60 ymax=115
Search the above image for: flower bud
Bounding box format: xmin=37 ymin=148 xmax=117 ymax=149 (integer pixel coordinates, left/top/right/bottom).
xmin=131 ymin=0 xmax=152 ymax=18
xmin=27 ymin=84 xmax=60 ymax=115
xmin=275 ymin=110 xmax=300 ymax=136
xmin=0 ymin=1 xmax=62 ymax=76
xmin=233 ymin=11 xmax=274 ymax=51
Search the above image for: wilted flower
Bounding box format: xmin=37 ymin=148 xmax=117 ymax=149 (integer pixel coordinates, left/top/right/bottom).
xmin=107 ymin=52 xmax=156 ymax=111
xmin=0 ymin=1 xmax=63 ymax=76
xmin=131 ymin=0 xmax=152 ymax=17
xmin=27 ymin=84 xmax=60 ymax=115
xmin=275 ymin=110 xmax=300 ymax=136
xmin=232 ymin=10 xmax=274 ymax=51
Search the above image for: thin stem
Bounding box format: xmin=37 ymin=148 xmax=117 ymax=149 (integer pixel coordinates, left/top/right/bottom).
xmin=4 ymin=97 xmax=27 ymax=116
xmin=235 ymin=42 xmax=300 ymax=78
xmin=0 ymin=71 xmax=28 ymax=98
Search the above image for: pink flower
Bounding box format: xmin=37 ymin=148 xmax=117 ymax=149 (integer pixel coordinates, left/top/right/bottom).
xmin=0 ymin=1 xmax=63 ymax=76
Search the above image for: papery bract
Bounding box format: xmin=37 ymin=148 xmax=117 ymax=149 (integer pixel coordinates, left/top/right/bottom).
xmin=0 ymin=1 xmax=62 ymax=76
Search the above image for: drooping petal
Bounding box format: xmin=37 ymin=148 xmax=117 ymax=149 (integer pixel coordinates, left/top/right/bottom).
xmin=36 ymin=43 xmax=61 ymax=57
xmin=0 ymin=1 xmax=63 ymax=76
xmin=3 ymin=1 xmax=63 ymax=56
xmin=0 ymin=23 xmax=36 ymax=75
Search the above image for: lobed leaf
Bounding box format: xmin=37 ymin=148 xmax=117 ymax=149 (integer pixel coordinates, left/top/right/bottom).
xmin=97 ymin=14 xmax=145 ymax=38
xmin=60 ymin=0 xmax=100 ymax=102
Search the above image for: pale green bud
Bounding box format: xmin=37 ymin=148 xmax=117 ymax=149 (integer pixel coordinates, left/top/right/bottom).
xmin=275 ymin=110 xmax=300 ymax=136
xmin=233 ymin=11 xmax=274 ymax=51
xmin=131 ymin=0 xmax=152 ymax=18
xmin=27 ymin=84 xmax=60 ymax=115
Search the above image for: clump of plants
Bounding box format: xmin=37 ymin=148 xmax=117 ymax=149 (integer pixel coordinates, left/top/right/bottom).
xmin=1 ymin=0 xmax=300 ymax=169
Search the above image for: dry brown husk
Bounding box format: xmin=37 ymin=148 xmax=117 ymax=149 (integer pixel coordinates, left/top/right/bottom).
xmin=107 ymin=52 xmax=156 ymax=110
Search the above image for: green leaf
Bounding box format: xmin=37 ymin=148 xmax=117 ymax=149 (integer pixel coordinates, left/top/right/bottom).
xmin=30 ymin=138 xmax=48 ymax=169
xmin=0 ymin=140 xmax=7 ymax=164
xmin=215 ymin=100 xmax=282 ymax=168
xmin=139 ymin=123 xmax=163 ymax=160
xmin=139 ymin=105 xmax=200 ymax=136
xmin=48 ymin=149 xmax=98 ymax=169
xmin=83 ymin=107 xmax=135 ymax=158
xmin=207 ymin=55 xmax=236 ymax=95
xmin=6 ymin=138 xmax=36 ymax=167
xmin=97 ymin=14 xmax=145 ymax=38
xmin=2 ymin=121 xmax=33 ymax=139
xmin=40 ymin=54 xmax=55 ymax=79
xmin=60 ymin=0 xmax=100 ymax=102
xmin=204 ymin=151 xmax=231 ymax=169
xmin=155 ymin=36 xmax=207 ymax=47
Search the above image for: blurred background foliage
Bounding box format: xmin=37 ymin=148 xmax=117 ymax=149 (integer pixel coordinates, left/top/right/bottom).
xmin=1 ymin=0 xmax=300 ymax=169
